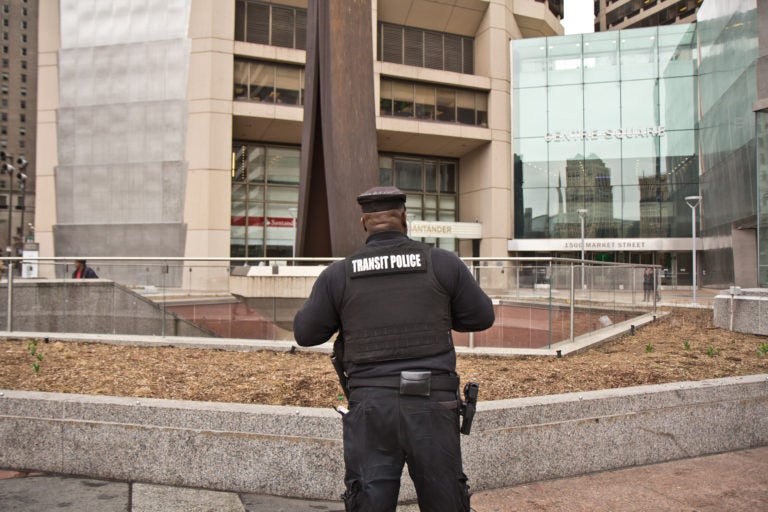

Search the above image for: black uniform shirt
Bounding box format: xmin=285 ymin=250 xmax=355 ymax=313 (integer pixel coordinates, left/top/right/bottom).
xmin=293 ymin=231 xmax=495 ymax=378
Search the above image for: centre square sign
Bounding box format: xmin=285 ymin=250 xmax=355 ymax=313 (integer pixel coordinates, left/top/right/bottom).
xmin=408 ymin=220 xmax=482 ymax=239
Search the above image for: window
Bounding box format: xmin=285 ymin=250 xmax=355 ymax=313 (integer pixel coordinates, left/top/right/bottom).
xmin=378 ymin=22 xmax=474 ymax=74
xmin=380 ymin=78 xmax=488 ymax=127
xmin=231 ymin=144 xmax=300 ymax=259
xmin=379 ymin=155 xmax=459 ymax=251
xmin=233 ymin=59 xmax=305 ymax=105
xmin=234 ymin=0 xmax=307 ymax=50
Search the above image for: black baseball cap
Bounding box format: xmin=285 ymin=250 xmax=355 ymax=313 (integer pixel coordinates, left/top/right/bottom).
xmin=356 ymin=186 xmax=406 ymax=213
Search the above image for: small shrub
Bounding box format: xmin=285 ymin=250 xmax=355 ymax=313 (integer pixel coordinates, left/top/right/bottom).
xmin=684 ymin=341 xmax=690 ymax=351
xmin=706 ymin=346 xmax=721 ymax=357
xmin=26 ymin=339 xmax=44 ymax=374
xmin=646 ymin=343 xmax=654 ymax=353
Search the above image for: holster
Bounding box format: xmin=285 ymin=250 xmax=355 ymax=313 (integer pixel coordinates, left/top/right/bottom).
xmin=331 ymin=336 xmax=349 ymax=399
xmin=460 ymin=382 xmax=479 ymax=435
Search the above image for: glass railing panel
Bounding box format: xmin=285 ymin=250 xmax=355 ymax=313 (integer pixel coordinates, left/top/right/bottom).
xmin=0 ymin=257 xmax=660 ymax=349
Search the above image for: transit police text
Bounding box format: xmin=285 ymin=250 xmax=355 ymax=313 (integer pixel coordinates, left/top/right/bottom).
xmin=351 ymin=253 xmax=423 ymax=273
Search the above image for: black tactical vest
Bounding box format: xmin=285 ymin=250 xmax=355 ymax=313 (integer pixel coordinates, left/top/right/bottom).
xmin=340 ymin=238 xmax=453 ymax=364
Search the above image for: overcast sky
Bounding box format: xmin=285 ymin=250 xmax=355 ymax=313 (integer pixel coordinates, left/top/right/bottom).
xmin=562 ymin=0 xmax=595 ymax=34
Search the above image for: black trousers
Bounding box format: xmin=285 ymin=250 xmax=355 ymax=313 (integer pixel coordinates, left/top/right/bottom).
xmin=342 ymin=386 xmax=470 ymax=512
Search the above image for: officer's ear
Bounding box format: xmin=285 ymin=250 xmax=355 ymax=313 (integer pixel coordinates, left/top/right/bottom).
xmin=360 ymin=216 xmax=367 ymax=232
xmin=400 ymin=209 xmax=407 ymax=230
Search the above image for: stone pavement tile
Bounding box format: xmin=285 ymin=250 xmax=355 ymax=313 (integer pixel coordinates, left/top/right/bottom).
xmin=239 ymin=494 xmax=421 ymax=511
xmin=132 ymin=483 xmax=245 ymax=512
xmin=0 ymin=475 xmax=128 ymax=512
xmin=470 ymin=448 xmax=768 ymax=512
xmin=240 ymin=493 xmax=344 ymax=511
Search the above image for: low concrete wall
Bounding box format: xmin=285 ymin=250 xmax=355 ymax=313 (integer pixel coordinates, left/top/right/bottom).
xmin=1 ymin=374 xmax=766 ymax=501
xmin=714 ymin=288 xmax=768 ymax=334
xmin=0 ymin=280 xmax=214 ymax=337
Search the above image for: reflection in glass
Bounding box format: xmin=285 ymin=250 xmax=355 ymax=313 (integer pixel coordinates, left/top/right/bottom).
xmin=436 ymin=88 xmax=456 ymax=122
xmin=425 ymin=161 xmax=437 ymax=192
xmin=394 ymin=81 xmax=414 ymax=117
xmin=231 ymin=144 xmax=299 ymax=258
xmin=250 ymin=63 xmax=274 ymax=102
xmin=621 ymin=79 xmax=659 ymax=127
xmin=547 ymin=34 xmax=583 ymax=86
xmin=415 ymin=84 xmax=435 ymax=120
xmin=380 ymin=79 xmax=393 ymax=116
xmin=547 ymin=84 xmax=583 ymax=132
xmin=583 ymin=31 xmax=619 ymax=83
xmin=515 ymin=88 xmax=547 ymax=136
xmin=512 ymin=25 xmax=699 ymax=241
xmin=619 ymin=27 xmax=659 ymax=81
xmin=584 ymin=82 xmax=620 ymax=129
xmin=266 ymin=148 xmax=300 ymax=184
xmin=457 ymin=90 xmax=475 ymax=124
xmin=395 ymin=159 xmax=422 ymax=190
xmin=234 ymin=60 xmax=248 ymax=100
xmin=513 ymin=39 xmax=547 ymax=88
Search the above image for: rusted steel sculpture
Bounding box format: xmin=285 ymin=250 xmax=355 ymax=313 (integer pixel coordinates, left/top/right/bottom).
xmin=297 ymin=0 xmax=379 ymax=257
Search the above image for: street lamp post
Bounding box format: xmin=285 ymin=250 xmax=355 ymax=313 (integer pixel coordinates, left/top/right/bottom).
xmin=577 ymin=208 xmax=588 ymax=289
xmin=685 ymin=195 xmax=701 ymax=304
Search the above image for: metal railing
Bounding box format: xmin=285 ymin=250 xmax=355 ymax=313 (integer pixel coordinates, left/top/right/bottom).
xmin=0 ymin=256 xmax=667 ymax=351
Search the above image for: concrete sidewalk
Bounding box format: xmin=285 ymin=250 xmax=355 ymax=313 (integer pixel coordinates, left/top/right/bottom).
xmin=2 ymin=446 xmax=766 ymax=511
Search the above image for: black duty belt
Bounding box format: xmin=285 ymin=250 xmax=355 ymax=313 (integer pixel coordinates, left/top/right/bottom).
xmin=347 ymin=373 xmax=460 ymax=392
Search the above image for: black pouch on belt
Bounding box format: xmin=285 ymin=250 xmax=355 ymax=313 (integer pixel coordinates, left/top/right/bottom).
xmin=399 ymin=371 xmax=431 ymax=396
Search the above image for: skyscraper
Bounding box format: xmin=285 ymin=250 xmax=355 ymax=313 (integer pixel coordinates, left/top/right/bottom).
xmin=594 ymin=0 xmax=701 ymax=32
xmin=0 ymin=0 xmax=36 ymax=255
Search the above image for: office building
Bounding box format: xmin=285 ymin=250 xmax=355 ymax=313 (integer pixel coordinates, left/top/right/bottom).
xmin=33 ymin=0 xmax=768 ymax=290
xmin=0 ymin=0 xmax=36 ymax=256
xmin=511 ymin=24 xmax=700 ymax=283
xmin=34 ymin=0 xmax=564 ymax=288
xmin=594 ymin=0 xmax=702 ymax=32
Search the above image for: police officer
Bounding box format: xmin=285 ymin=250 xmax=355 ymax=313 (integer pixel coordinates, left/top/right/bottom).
xmin=293 ymin=186 xmax=495 ymax=512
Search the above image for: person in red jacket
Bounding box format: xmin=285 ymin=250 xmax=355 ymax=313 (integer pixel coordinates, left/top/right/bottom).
xmin=72 ymin=260 xmax=98 ymax=279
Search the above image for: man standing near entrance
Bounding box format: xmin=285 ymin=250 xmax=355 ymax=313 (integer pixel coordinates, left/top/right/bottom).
xmin=293 ymin=186 xmax=495 ymax=511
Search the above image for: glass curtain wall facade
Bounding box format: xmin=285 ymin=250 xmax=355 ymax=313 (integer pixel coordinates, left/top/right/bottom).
xmin=512 ymin=24 xmax=699 ymax=273
xmin=696 ymin=0 xmax=759 ymax=286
